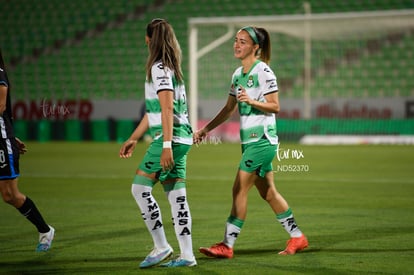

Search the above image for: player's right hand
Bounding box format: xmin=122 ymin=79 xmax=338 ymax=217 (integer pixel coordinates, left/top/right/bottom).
xmin=15 ymin=137 xmax=27 ymax=154
xmin=119 ymin=139 xmax=137 ymax=158
xmin=193 ymin=129 xmax=207 ymax=145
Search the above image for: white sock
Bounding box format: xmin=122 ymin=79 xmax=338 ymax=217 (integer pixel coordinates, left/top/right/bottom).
xmin=223 ymin=216 xmax=244 ymax=248
xmin=166 ymin=187 xmax=194 ymax=260
xmin=276 ymin=208 xmax=303 ymax=238
xmin=131 ymin=184 xmax=169 ymax=249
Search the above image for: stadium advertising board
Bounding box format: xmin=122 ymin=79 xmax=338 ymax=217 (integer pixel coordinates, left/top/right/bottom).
xmin=11 ymin=97 xmax=414 ymax=120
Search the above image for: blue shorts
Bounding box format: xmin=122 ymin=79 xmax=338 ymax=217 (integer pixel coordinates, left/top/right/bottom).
xmin=0 ymin=138 xmax=20 ymax=179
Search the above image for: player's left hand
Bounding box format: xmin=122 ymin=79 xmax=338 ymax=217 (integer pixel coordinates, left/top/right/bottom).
xmin=15 ymin=137 xmax=27 ymax=154
xmin=160 ymin=148 xmax=174 ymax=171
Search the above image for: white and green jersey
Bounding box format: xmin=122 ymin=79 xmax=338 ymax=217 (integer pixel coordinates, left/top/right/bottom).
xmin=229 ymin=60 xmax=278 ymax=145
xmin=145 ymin=61 xmax=193 ymax=145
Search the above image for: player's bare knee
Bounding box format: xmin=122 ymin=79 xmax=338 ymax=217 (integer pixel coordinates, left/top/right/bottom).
xmin=0 ymin=189 xmax=24 ymax=207
xmin=263 ymin=190 xmax=279 ymax=204
xmin=1 ymin=191 xmax=16 ymax=205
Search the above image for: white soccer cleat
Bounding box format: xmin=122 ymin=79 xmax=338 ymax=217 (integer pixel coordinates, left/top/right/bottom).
xmin=36 ymin=225 xmax=55 ymax=252
xmin=139 ymin=245 xmax=173 ymax=268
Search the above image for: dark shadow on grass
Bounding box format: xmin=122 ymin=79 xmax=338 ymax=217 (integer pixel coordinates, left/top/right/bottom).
xmin=0 ymin=264 xmax=134 ymax=275
xmin=227 ymin=224 xmax=414 ymax=256
xmin=196 ymin=246 xmax=315 ymax=259
xmin=308 ymin=224 xmax=414 ymax=253
xmin=1 ymin=224 xmax=146 ymax=251
xmin=3 ymin=257 xmax=219 ymax=275
xmin=213 ymin=224 xmax=414 ymax=257
xmin=196 ymin=252 xmax=353 ymax=275
xmin=1 ymin=253 xmax=144 ymax=274
xmin=1 ymin=226 xmax=147 ymax=274
xmin=311 ymin=247 xmax=414 ymax=253
xmin=54 ymin=227 xmax=148 ymax=248
xmin=234 ymin=247 xmax=317 ymax=255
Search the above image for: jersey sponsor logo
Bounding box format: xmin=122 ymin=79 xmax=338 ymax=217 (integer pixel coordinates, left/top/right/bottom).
xmin=0 ymin=163 xmax=8 ymax=168
xmin=156 ymin=76 xmax=169 ymax=80
xmin=269 ymin=84 xmax=278 ymax=89
xmin=246 ymin=75 xmax=254 ymax=88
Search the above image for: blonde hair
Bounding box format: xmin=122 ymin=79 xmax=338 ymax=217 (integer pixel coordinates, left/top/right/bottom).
xmin=145 ymin=19 xmax=183 ymax=83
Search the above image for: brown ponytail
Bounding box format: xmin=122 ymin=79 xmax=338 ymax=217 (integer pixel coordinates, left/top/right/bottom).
xmin=255 ymin=27 xmax=271 ymax=65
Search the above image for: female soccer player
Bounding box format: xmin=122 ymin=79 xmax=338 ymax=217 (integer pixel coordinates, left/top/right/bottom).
xmin=0 ymin=49 xmax=54 ymax=252
xmin=119 ymin=19 xmax=196 ymax=268
xmin=194 ymin=26 xmax=308 ymax=258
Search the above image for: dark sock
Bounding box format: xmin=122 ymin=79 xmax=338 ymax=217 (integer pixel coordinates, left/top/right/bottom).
xmin=18 ymin=197 xmax=50 ymax=233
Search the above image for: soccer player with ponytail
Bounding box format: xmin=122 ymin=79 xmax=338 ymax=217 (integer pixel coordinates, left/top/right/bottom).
xmin=119 ymin=19 xmax=196 ymax=268
xmin=195 ymin=26 xmax=308 ymax=258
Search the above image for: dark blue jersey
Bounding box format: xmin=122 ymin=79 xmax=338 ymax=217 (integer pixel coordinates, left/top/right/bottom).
xmin=0 ymin=62 xmax=15 ymax=138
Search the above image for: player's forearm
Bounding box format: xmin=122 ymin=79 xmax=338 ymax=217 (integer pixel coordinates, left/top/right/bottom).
xmin=0 ymin=86 xmax=7 ymax=114
xmin=249 ymin=100 xmax=280 ymax=114
xmin=128 ymin=113 xmax=149 ymax=141
xmin=161 ymin=106 xmax=173 ymax=142
xmin=203 ymin=105 xmax=235 ymax=133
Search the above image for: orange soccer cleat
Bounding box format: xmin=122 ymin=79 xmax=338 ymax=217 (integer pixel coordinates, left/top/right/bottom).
xmin=278 ymin=235 xmax=308 ymax=255
xmin=199 ymin=242 xmax=234 ymax=259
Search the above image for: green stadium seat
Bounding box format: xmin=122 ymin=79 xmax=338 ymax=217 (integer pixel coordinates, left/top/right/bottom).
xmin=65 ymin=120 xmax=82 ymax=141
xmin=116 ymin=120 xmax=134 ymax=143
xmin=91 ymin=120 xmax=110 ymax=142
xmin=3 ymin=0 xmax=413 ymax=105
xmin=37 ymin=120 xmax=52 ymax=142
xmin=13 ymin=120 xmax=28 ymax=141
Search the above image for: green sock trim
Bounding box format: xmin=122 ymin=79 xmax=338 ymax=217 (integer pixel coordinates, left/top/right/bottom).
xmin=133 ymin=175 xmax=155 ymax=187
xmin=276 ymin=208 xmax=293 ymax=220
xmin=162 ymin=181 xmax=186 ymax=192
xmin=227 ymin=215 xmax=244 ymax=228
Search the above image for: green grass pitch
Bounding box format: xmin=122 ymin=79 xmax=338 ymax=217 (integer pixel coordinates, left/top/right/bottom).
xmin=1 ymin=141 xmax=413 ymax=274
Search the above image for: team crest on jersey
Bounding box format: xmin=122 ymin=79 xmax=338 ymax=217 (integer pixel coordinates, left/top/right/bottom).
xmin=247 ymin=75 xmax=254 ymax=88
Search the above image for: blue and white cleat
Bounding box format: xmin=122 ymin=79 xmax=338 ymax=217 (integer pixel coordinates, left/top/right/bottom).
xmin=160 ymin=256 xmax=197 ymax=267
xmin=139 ymin=245 xmax=173 ymax=268
xmin=36 ymin=226 xmax=55 ymax=252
